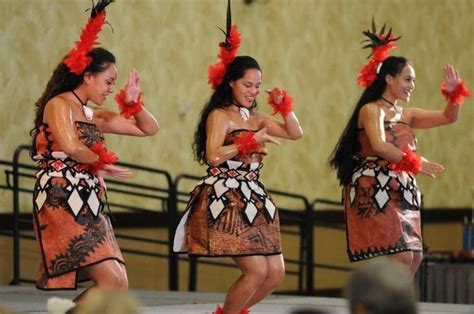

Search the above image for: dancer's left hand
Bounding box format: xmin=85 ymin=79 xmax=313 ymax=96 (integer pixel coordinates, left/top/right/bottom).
xmin=420 ymin=157 xmax=445 ymax=178
xmin=266 ymin=87 xmax=284 ymax=105
xmin=124 ymin=68 xmax=142 ymax=104
xmin=96 ymin=165 xmax=133 ymax=197
xmin=443 ymin=64 xmax=462 ymax=93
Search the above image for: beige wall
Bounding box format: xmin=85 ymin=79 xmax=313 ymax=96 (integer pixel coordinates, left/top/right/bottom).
xmin=0 ymin=0 xmax=472 ymax=210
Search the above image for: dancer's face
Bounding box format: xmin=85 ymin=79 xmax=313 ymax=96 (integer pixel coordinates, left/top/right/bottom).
xmin=230 ymin=68 xmax=262 ymax=108
xmin=386 ymin=64 xmax=416 ymax=103
xmin=84 ymin=63 xmax=117 ymax=105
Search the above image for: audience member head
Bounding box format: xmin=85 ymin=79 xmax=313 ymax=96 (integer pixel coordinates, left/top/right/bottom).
xmin=344 ymin=258 xmax=417 ymax=314
xmin=73 ymin=289 xmax=140 ymax=314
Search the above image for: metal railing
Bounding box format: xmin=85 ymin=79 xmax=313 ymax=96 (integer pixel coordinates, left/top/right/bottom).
xmin=2 ymin=145 xmax=179 ymax=290
xmin=2 ymin=144 xmax=468 ymax=297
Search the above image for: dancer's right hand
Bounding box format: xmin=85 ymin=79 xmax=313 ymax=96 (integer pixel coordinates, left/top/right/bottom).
xmin=254 ymin=127 xmax=280 ymax=146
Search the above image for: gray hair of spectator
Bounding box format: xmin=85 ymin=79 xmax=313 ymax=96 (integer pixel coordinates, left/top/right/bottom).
xmin=344 ymin=258 xmax=417 ymax=314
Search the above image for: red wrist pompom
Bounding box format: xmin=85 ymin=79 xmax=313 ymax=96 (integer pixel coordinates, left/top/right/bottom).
xmin=440 ymin=80 xmax=471 ymax=105
xmin=115 ymin=89 xmax=144 ymax=119
xmin=233 ymin=131 xmax=260 ymax=156
xmin=389 ymin=147 xmax=422 ymax=175
xmin=268 ymin=89 xmax=293 ymax=117
xmin=90 ymin=143 xmax=118 ymax=173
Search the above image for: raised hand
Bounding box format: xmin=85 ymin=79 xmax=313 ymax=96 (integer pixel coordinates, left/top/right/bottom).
xmin=420 ymin=158 xmax=445 ymax=178
xmin=266 ymin=87 xmax=284 ymax=105
xmin=253 ymin=127 xmax=280 ymax=146
xmin=443 ymin=64 xmax=462 ymax=93
xmin=124 ymin=68 xmax=142 ymax=104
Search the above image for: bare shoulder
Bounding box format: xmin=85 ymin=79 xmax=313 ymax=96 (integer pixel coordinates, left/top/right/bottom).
xmin=359 ymin=102 xmax=381 ymax=118
xmin=44 ymin=95 xmax=71 ymax=116
xmin=207 ymin=108 xmax=229 ymax=122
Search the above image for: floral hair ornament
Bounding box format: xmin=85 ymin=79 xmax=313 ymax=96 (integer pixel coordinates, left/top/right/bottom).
xmin=357 ymin=18 xmax=401 ymax=87
xmin=207 ymin=0 xmax=241 ymax=90
xmin=63 ymin=0 xmax=114 ymax=75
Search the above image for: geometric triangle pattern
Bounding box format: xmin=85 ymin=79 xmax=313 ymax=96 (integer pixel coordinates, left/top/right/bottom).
xmin=34 ymin=163 xmax=103 ymax=219
xmin=350 ymin=157 xmax=422 ymax=213
xmin=197 ymin=160 xmax=277 ymax=225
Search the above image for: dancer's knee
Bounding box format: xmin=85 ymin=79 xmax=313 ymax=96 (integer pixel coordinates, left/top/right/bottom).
xmin=242 ymin=265 xmax=268 ymax=287
xmin=389 ymin=251 xmax=414 ymax=267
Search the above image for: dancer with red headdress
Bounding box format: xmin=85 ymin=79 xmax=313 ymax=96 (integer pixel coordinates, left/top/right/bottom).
xmin=173 ymin=1 xmax=302 ymax=313
xmin=329 ymin=19 xmax=470 ymax=277
xmin=30 ymin=0 xmax=159 ymax=303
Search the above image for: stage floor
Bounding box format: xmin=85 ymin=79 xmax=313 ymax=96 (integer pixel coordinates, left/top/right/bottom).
xmin=0 ymin=286 xmax=472 ymax=313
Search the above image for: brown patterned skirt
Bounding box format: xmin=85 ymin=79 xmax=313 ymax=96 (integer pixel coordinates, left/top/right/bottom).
xmin=174 ymin=160 xmax=281 ymax=257
xmin=344 ymin=157 xmax=423 ymax=262
xmin=33 ymin=156 xmax=124 ymax=290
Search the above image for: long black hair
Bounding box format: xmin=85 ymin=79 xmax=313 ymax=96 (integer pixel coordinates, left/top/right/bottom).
xmin=193 ymin=55 xmax=261 ymax=164
xmin=329 ymin=56 xmax=411 ymax=185
xmin=29 ymin=47 xmax=116 ymax=157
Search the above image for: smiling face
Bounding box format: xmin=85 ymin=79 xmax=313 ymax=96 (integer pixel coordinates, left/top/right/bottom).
xmin=84 ymin=63 xmax=117 ymax=105
xmin=230 ymin=68 xmax=262 ymax=108
xmin=385 ymin=64 xmax=416 ymax=103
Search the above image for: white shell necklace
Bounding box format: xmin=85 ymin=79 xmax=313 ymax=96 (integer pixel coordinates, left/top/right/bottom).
xmin=380 ymin=97 xmax=402 ymax=116
xmin=232 ymin=102 xmax=251 ymax=121
xmin=71 ymin=90 xmax=93 ymax=121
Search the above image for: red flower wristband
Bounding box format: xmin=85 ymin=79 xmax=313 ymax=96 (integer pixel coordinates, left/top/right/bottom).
xmin=115 ymin=88 xmax=144 ymax=119
xmin=267 ymin=89 xmax=293 ymax=117
xmin=90 ymin=143 xmax=118 ymax=173
xmin=440 ymin=80 xmax=471 ymax=105
xmin=389 ymin=147 xmax=421 ymax=176
xmin=233 ymin=131 xmax=260 ymax=156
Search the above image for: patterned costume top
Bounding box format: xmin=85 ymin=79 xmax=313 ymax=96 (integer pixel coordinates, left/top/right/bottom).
xmin=173 ymin=129 xmax=281 ymax=257
xmin=344 ymin=120 xmax=423 ymax=262
xmin=32 ymin=121 xmax=123 ymax=290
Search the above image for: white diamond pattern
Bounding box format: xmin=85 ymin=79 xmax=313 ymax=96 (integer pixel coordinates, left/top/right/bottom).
xmin=68 ymin=188 xmax=83 ymax=216
xmin=404 ymin=189 xmax=414 ymax=206
xmin=375 ymin=189 xmax=389 ymax=209
xmin=35 ymin=190 xmax=47 ymax=211
xmin=240 ymin=182 xmax=251 ymax=201
xmin=350 ymin=186 xmax=356 ymax=203
xmin=244 ymin=202 xmax=258 ymax=224
xmin=376 ymin=172 xmax=390 ymax=188
xmin=209 ymin=199 xmax=225 ymax=220
xmin=265 ymin=198 xmax=276 ymax=220
xmin=87 ymin=191 xmax=101 ymax=216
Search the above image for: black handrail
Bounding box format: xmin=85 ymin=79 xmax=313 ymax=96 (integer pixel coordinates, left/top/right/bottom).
xmin=4 ymin=144 xmax=179 ymax=290
xmin=11 ymin=144 xmax=30 ymax=285
xmin=2 ymin=144 xmax=468 ymax=297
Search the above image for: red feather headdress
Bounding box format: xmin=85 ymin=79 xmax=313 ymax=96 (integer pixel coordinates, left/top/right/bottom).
xmin=208 ymin=0 xmax=241 ymax=89
xmin=63 ymin=0 xmax=114 ymax=75
xmin=357 ymin=18 xmax=401 ymax=88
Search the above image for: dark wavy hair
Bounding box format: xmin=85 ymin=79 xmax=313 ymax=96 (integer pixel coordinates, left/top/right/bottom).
xmin=329 ymin=56 xmax=411 ymax=185
xmin=29 ymin=47 xmax=116 ymax=157
xmin=193 ymin=55 xmax=261 ymax=164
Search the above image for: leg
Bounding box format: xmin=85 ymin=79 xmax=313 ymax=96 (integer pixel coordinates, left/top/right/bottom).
xmin=242 ymin=254 xmax=285 ymax=310
xmin=222 ymin=255 xmax=268 ymax=314
xmin=388 ymin=251 xmax=419 ymax=279
xmin=74 ymin=259 xmax=128 ymax=302
xmin=410 ymin=251 xmax=423 ymax=275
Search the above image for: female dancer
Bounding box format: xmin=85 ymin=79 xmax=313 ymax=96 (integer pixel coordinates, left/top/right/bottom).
xmin=329 ymin=21 xmax=470 ymax=277
xmin=30 ymin=0 xmax=159 ymax=302
xmin=174 ymin=2 xmax=303 ymax=313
